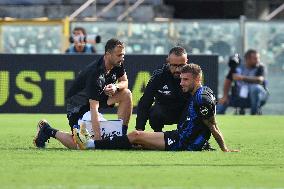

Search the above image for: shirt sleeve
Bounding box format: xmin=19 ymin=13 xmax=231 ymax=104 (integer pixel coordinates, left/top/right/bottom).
xmin=195 ymin=94 xmax=216 ymax=120
xmin=135 ymin=73 xmax=158 ymax=130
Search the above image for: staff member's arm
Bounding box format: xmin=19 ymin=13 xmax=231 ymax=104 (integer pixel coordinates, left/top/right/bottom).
xmin=87 ymin=71 xmax=103 ymax=140
xmin=104 ymin=73 xmax=128 ymax=96
xmin=89 ymin=100 xmax=101 ymax=140
xmin=135 ymin=73 xmax=158 ymax=131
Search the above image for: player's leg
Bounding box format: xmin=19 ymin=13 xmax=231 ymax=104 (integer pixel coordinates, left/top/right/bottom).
xmin=148 ymin=104 xmax=166 ymax=132
xmin=73 ymin=124 xmax=132 ymax=150
xmin=34 ymin=121 xmax=77 ymax=149
xmin=73 ymin=125 xmax=166 ymax=150
xmin=54 ymin=131 xmax=77 ymax=149
xmin=127 ymin=130 xmax=166 ymax=150
xmin=34 ymin=115 xmax=78 ymax=149
xmin=54 ymin=113 xmax=81 ymax=149
xmin=107 ymin=88 xmax=133 ymax=134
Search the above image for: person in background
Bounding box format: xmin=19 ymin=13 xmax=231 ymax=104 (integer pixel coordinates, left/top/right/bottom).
xmin=65 ymin=27 xmax=96 ymax=53
xmin=217 ymin=49 xmax=268 ymax=115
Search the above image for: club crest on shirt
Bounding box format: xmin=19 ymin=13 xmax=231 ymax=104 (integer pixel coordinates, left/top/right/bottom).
xmin=163 ymin=85 xmax=168 ymax=90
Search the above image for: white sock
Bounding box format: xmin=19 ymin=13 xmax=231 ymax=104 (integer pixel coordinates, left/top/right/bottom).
xmin=86 ymin=139 xmax=95 ymax=149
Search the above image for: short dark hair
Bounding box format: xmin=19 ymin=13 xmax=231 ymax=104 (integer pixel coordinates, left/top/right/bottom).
xmin=245 ymin=49 xmax=257 ymax=59
xmin=105 ymin=38 xmax=125 ymax=54
xmin=169 ymin=46 xmax=187 ymax=56
xmin=73 ymin=27 xmax=87 ymax=35
xmin=181 ymin=64 xmax=202 ymax=78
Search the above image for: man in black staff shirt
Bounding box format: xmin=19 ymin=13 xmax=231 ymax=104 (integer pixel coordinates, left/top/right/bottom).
xmin=136 ymin=46 xmax=189 ymax=132
xmin=34 ymin=38 xmax=132 ymax=149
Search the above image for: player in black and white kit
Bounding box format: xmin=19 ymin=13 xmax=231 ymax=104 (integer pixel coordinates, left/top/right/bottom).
xmin=34 ymin=38 xmax=132 ymax=149
xmin=136 ymin=47 xmax=189 ymax=132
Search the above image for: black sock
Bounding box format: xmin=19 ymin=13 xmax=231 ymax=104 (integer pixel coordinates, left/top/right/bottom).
xmin=122 ymin=125 xmax=128 ymax=135
xmin=95 ymin=135 xmax=132 ymax=150
xmin=44 ymin=125 xmax=58 ymax=138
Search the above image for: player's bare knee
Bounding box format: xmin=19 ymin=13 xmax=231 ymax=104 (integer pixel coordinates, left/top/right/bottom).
xmin=121 ymin=88 xmax=132 ymax=100
xmin=127 ymin=130 xmax=143 ymax=143
xmin=117 ymin=89 xmax=132 ymax=103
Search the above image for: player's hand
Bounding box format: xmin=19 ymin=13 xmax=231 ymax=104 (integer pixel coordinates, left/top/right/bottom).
xmin=104 ymin=84 xmax=117 ymax=96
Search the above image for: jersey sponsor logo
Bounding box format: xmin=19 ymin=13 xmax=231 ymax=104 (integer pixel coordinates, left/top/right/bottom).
xmin=200 ymin=106 xmax=209 ymax=115
xmin=167 ymin=138 xmax=175 ymax=145
xmin=158 ymin=90 xmax=171 ymax=95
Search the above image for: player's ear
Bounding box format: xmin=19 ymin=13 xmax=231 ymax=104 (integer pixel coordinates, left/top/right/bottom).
xmin=105 ymin=51 xmax=111 ymax=56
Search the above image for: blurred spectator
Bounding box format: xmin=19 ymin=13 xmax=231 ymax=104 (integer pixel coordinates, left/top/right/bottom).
xmin=65 ymin=27 xmax=96 ymax=54
xmin=217 ymin=49 xmax=269 ymax=115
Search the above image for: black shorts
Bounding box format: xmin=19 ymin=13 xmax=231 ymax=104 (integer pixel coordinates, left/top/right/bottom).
xmin=164 ymin=130 xmax=180 ymax=151
xmin=99 ymin=94 xmax=112 ymax=109
xmin=67 ymin=112 xmax=85 ymax=132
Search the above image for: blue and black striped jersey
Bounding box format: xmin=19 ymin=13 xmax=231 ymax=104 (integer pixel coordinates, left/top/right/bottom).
xmin=177 ymin=86 xmax=216 ymax=150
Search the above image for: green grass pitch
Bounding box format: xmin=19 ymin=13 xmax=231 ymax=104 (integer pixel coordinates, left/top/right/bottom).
xmin=0 ymin=114 xmax=283 ymax=189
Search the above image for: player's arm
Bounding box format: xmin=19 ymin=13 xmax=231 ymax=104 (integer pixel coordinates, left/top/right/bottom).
xmin=89 ymin=99 xmax=101 ymax=140
xmin=203 ymin=116 xmax=239 ymax=152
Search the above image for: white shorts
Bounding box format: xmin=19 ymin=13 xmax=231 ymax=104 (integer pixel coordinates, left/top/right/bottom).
xmin=78 ymin=111 xmax=123 ymax=139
